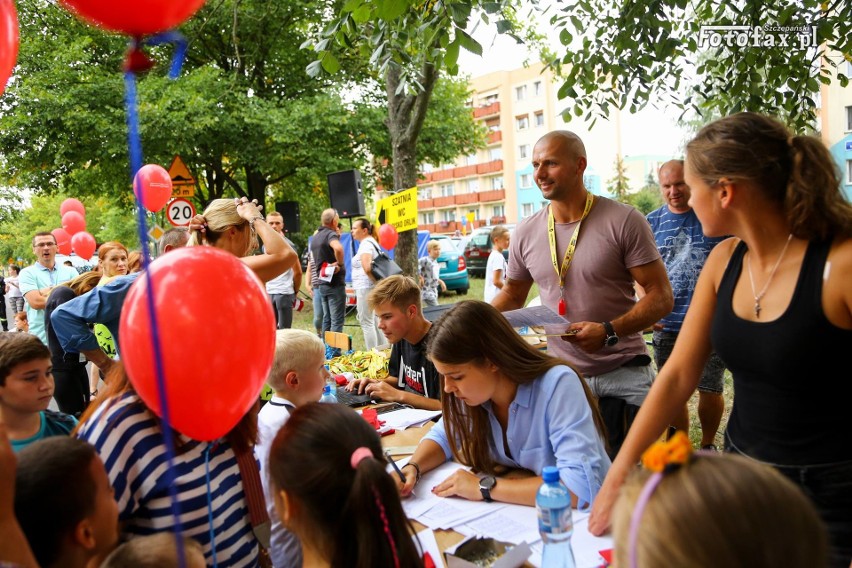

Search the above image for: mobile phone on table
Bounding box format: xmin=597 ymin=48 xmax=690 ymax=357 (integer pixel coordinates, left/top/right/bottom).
xmin=375 ymin=402 xmax=413 ymax=414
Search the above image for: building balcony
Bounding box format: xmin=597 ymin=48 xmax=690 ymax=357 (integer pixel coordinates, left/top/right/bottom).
xmin=479 ymin=189 xmax=506 ymax=202
xmin=487 ymin=130 xmax=502 ymax=144
xmin=431 ymin=169 xmax=454 ymax=182
xmin=420 ymin=172 xmax=434 ymax=183
xmin=453 ymin=164 xmax=478 ymax=178
xmin=438 ymin=220 xmax=460 ymax=233
xmin=455 ymin=193 xmax=480 ymax=205
xmin=433 ymin=196 xmax=455 ymax=207
xmin=420 ymin=223 xmax=437 ymax=233
xmin=490 ymin=215 xmax=507 ymax=225
xmin=476 ymin=159 xmax=503 ymax=174
xmin=418 ymin=198 xmax=434 ymax=209
xmin=473 ymin=101 xmax=500 ymax=118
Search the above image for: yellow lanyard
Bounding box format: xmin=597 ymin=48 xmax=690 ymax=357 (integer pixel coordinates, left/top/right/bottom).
xmin=548 ymin=192 xmax=595 ymax=295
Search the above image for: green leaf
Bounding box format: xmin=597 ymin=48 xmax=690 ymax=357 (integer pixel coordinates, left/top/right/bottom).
xmin=321 ymin=52 xmax=340 ymax=74
xmin=352 ymin=5 xmax=372 ymax=24
xmin=306 ymin=60 xmax=323 ymax=78
xmin=377 ymin=0 xmax=409 ymax=21
xmin=445 ymin=38 xmax=461 ymax=67
xmin=455 ymin=29 xmax=483 ymax=56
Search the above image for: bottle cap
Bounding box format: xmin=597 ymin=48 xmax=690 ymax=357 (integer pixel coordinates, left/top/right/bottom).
xmin=542 ymin=466 xmax=560 ymax=483
xmin=322 ymin=385 xmax=331 ymax=395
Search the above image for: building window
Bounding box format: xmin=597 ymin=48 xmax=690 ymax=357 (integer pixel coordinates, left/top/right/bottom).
xmin=467 ymin=179 xmax=479 ymax=193
xmin=535 ymin=111 xmax=544 ymax=127
xmin=418 ymin=188 xmax=431 ymax=200
xmin=491 ymin=176 xmax=503 ymax=190
xmin=441 ymin=210 xmax=456 ymax=222
xmin=847 ymin=106 xmax=852 ymax=131
xmin=847 ymin=160 xmax=852 ymax=184
xmin=516 ymin=115 xmax=529 ymax=131
xmin=465 ymin=153 xmax=477 ymax=166
xmin=492 ymin=205 xmax=505 ymax=217
xmin=515 ymin=85 xmax=527 ymax=100
xmin=522 ymin=203 xmax=533 ymax=217
xmin=540 ymin=201 xmax=548 ymax=210
xmin=421 ymin=212 xmax=435 ymax=224
xmin=534 ymin=81 xmax=542 ymax=96
xmin=519 ymin=144 xmax=530 ymax=159
xmin=489 ymin=147 xmax=503 ymax=161
xmin=440 ymin=183 xmax=454 ymax=197
xmin=520 ymin=173 xmax=532 ymax=187
xmin=483 ymin=93 xmax=499 ymax=104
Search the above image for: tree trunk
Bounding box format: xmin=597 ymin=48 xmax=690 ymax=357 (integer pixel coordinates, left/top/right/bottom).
xmin=386 ymin=62 xmax=438 ymax=277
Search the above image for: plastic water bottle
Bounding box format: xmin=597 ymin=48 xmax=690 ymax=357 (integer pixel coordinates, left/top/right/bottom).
xmin=536 ymin=466 xmax=576 ymax=568
xmin=319 ymin=384 xmax=337 ymax=404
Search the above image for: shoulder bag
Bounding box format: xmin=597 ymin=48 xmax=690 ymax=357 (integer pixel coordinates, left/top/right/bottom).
xmin=369 ymin=241 xmax=403 ymax=280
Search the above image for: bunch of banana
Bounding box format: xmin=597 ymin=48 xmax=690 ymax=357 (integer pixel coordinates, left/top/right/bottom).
xmin=327 ymin=348 xmax=391 ymax=380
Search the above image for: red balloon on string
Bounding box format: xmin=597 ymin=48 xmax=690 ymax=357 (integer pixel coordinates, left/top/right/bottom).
xmin=59 ymin=0 xmax=207 ymax=37
xmin=378 ymin=223 xmax=399 ymax=250
xmin=119 ymin=247 xmax=275 ymax=441
xmin=134 ymin=164 xmax=173 ymax=213
xmin=52 ymin=228 xmax=73 ymax=256
xmin=71 ymin=231 xmax=96 ymax=259
xmin=60 ymin=197 xmax=86 ymax=217
xmin=62 ymin=210 xmax=87 ymax=235
xmin=0 ymin=0 xmax=18 ymax=97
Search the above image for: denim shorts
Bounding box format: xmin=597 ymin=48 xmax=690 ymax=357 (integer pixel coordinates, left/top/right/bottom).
xmin=725 ymin=433 xmax=852 ymax=568
xmin=652 ymin=330 xmax=725 ymax=394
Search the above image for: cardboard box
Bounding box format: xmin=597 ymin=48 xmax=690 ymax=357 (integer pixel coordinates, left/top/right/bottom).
xmin=445 ymin=536 xmax=532 ymax=568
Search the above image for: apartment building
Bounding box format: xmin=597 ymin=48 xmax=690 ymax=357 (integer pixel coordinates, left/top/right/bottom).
xmin=819 ymin=53 xmax=852 ymax=201
xmin=406 ymin=63 xmax=626 ymax=234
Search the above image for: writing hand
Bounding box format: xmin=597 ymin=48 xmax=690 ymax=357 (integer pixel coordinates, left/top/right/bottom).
xmin=431 ymin=469 xmax=483 ymax=501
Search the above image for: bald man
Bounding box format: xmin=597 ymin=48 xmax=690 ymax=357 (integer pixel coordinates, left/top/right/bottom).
xmin=492 ymin=130 xmax=673 ymax=458
xmin=309 ymin=208 xmax=346 ymax=356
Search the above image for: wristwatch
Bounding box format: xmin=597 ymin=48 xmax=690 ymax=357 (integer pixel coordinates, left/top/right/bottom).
xmin=479 ymin=475 xmax=496 ymax=502
xmin=603 ymin=321 xmax=619 ymax=347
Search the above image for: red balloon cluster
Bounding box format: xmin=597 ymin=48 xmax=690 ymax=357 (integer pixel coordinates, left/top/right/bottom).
xmin=134 ymin=164 xmax=173 ymax=213
xmin=59 ymin=0 xmax=207 ymax=37
xmin=0 ymin=0 xmax=18 ymax=97
xmin=378 ymin=223 xmax=399 ymax=250
xmin=56 ymin=197 xmax=96 ymax=259
xmin=119 ymin=247 xmax=275 ymax=441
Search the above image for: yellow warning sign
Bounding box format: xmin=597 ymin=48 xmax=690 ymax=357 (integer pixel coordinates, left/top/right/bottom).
xmin=168 ymin=155 xmax=196 ymax=198
xmin=377 ymin=187 xmax=418 ymax=232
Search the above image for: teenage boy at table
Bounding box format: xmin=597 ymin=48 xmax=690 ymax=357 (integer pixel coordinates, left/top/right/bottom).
xmin=347 ymin=275 xmax=441 ymax=411
xmin=256 ymin=329 xmax=328 ymax=568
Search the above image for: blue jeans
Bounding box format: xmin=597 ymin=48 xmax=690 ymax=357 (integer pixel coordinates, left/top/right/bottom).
xmin=317 ymin=285 xmax=346 ymax=356
xmin=726 ymin=432 xmax=852 ymax=567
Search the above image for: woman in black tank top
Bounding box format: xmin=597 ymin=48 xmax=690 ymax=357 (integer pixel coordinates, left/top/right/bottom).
xmin=589 ymin=112 xmax=852 ymax=567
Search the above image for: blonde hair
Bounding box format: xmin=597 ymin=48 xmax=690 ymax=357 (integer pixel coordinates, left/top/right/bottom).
xmin=612 ymin=453 xmax=827 ymax=568
xmin=127 ymin=250 xmax=142 ymax=273
xmin=65 ymin=271 xmax=101 ymax=296
xmin=267 ymin=329 xmax=325 ymax=391
xmin=427 ymin=240 xmax=441 ymax=252
xmin=368 ymin=275 xmax=421 ymax=313
xmin=101 ymin=533 xmax=205 ymax=568
xmin=187 ymin=199 xmax=246 ymax=248
xmin=489 ymin=225 xmax=509 ymax=241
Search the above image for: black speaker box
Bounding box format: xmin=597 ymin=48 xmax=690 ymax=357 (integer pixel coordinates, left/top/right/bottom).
xmin=275 ymin=201 xmax=301 ymax=234
xmin=327 ymin=169 xmax=365 ymax=218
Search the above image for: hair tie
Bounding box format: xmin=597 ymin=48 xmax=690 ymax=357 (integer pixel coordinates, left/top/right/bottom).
xmin=350 ymin=447 xmax=373 ymax=469
xmin=628 ymin=432 xmax=694 ymax=568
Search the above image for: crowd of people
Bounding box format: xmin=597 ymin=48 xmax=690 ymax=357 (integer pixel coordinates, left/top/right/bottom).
xmin=1 ymin=112 xmax=850 ymax=567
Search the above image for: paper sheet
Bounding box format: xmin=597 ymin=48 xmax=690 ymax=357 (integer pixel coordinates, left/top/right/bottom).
xmin=379 ymin=408 xmax=443 ymax=431
xmin=414 ymin=528 xmax=444 ymax=568
xmin=502 ymin=305 xmax=568 ymax=328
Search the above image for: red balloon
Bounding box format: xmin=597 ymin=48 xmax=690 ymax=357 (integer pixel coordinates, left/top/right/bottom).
xmin=119 ymin=247 xmax=275 ymax=441
xmin=59 ymin=0 xmax=207 ymax=36
xmin=71 ymin=231 xmax=96 ymax=259
xmin=52 ymin=228 xmax=73 ymax=256
xmin=62 ymin=210 xmax=87 ymax=235
xmin=0 ymin=0 xmax=18 ymax=97
xmin=378 ymin=223 xmax=399 ymax=250
xmin=134 ymin=164 xmax=173 ymax=213
xmin=60 ymin=197 xmax=86 ymax=217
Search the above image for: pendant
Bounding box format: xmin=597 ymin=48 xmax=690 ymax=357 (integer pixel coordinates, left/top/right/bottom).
xmin=558 ymin=297 xmax=566 ymax=316
xmin=754 ymin=301 xmax=761 ymax=318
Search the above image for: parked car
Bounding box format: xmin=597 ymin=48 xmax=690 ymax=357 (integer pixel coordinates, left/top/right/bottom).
xmin=427 ymin=235 xmax=469 ymax=295
xmin=463 ymin=224 xmax=515 ymax=277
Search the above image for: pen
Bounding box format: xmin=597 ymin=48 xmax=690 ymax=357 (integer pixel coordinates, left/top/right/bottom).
xmin=385 ymin=450 xmax=407 ymax=483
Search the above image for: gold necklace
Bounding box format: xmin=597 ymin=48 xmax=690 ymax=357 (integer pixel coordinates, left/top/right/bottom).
xmin=746 ymin=233 xmax=793 ymax=318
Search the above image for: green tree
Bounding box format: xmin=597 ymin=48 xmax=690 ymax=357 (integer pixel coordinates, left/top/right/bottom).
xmin=606 ymin=154 xmax=630 ymax=201
xmin=306 ymin=0 xmax=529 ymax=274
xmin=546 ymin=0 xmax=851 ymax=132
xmin=625 ymin=186 xmax=664 ymax=216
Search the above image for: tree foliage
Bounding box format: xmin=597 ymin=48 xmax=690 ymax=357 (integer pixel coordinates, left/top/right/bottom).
xmin=546 ymin=0 xmax=851 ymax=132
xmin=306 ymin=0 xmax=527 ymax=274
xmin=606 ymin=154 xmax=630 ymax=201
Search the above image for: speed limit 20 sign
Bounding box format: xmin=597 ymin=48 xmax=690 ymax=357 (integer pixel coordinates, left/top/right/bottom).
xmin=167 ymin=198 xmax=196 ymax=227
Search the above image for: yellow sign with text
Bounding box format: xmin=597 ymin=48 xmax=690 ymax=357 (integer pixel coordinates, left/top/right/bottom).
xmin=377 ymin=187 xmax=419 ymax=232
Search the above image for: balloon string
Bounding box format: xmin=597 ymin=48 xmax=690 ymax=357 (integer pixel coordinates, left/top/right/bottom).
xmin=142 ymin=31 xmax=188 ymax=79
xmin=124 ymin=43 xmax=186 ymax=568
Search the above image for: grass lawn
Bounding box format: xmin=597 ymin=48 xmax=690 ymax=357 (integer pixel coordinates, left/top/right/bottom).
xmin=292 ymin=275 xmax=732 ymax=449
